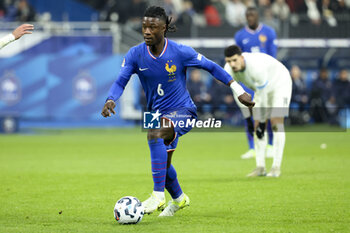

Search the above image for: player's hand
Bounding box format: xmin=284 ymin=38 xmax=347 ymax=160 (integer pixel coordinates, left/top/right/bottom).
xmin=238 ymin=92 xmax=255 ymax=108
xmin=101 ymin=100 xmax=116 ymax=117
xmin=12 ymin=24 xmax=34 ymax=40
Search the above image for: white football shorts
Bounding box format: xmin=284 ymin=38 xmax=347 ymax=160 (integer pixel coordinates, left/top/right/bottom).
xmin=252 ymin=73 xmax=292 ymax=122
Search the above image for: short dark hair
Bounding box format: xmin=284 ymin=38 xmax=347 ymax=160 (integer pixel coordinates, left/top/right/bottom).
xmin=246 ymin=6 xmax=258 ymax=14
xmin=144 ymin=6 xmax=176 ymax=36
xmin=224 ymin=45 xmax=242 ymax=57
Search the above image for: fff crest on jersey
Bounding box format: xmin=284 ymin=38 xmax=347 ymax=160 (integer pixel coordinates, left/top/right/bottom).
xmin=259 ymin=34 xmax=267 ymax=43
xmin=72 ymin=71 xmax=96 ymax=105
xmin=165 ymin=60 xmax=176 ymax=82
xmin=0 ymin=71 xmax=21 ymax=106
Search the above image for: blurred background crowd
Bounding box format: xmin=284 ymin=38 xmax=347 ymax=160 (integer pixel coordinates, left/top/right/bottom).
xmin=0 ymin=0 xmax=36 ymax=22
xmin=92 ymin=0 xmax=350 ymax=37
xmin=0 ymin=0 xmax=350 ymax=36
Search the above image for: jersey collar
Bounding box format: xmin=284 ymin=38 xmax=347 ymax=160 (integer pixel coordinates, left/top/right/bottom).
xmin=147 ymin=38 xmax=168 ymax=60
xmin=245 ymin=23 xmax=263 ymax=34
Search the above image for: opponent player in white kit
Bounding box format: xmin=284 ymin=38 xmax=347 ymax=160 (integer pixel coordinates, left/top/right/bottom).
xmin=224 ymin=45 xmax=292 ymax=177
xmin=0 ymin=24 xmax=34 ymax=50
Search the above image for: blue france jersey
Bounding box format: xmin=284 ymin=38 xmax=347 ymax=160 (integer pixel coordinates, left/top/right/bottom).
xmin=234 ymin=24 xmax=277 ymax=58
xmin=107 ymin=38 xmax=233 ymax=112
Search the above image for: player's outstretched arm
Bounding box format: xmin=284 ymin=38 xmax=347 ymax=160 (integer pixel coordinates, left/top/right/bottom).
xmin=12 ymin=24 xmax=34 ymax=40
xmin=188 ymin=51 xmax=255 ymax=107
xmin=0 ymin=24 xmax=34 ymax=50
xmin=101 ymin=100 xmax=116 ymax=117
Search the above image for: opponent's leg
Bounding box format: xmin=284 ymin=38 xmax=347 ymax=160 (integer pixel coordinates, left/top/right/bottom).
xmin=266 ymin=119 xmax=274 ymax=158
xmin=239 ymin=84 xmax=256 ymax=160
xmin=267 ymin=117 xmax=285 ymax=177
xmin=247 ymin=121 xmax=267 ymax=177
xmin=241 ymin=117 xmax=256 ymax=159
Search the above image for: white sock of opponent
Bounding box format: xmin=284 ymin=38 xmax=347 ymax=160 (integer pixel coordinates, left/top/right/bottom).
xmin=272 ymin=124 xmax=286 ymax=168
xmin=255 ymin=136 xmax=267 ymax=168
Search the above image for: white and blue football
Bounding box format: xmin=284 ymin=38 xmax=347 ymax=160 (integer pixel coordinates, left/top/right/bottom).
xmin=114 ymin=196 xmax=144 ymax=224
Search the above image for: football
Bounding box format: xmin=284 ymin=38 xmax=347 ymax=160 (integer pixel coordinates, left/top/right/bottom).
xmin=114 ymin=196 xmax=144 ymax=224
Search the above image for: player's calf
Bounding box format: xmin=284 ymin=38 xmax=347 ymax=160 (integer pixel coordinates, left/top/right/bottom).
xmin=256 ymin=122 xmax=266 ymax=139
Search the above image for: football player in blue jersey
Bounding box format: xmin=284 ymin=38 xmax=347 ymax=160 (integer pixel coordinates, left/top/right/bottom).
xmin=101 ymin=6 xmax=254 ymax=217
xmin=235 ymin=7 xmax=277 ymax=57
xmin=234 ymin=7 xmax=277 ymax=160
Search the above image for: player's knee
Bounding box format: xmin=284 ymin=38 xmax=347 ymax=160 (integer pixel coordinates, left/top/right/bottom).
xmin=147 ymin=118 xmax=175 ymax=141
xmin=272 ymin=123 xmax=284 ymax=132
xmin=147 ymin=127 xmax=174 ymax=142
xmin=147 ymin=129 xmax=162 ymax=140
xmin=161 ymin=117 xmax=173 ymax=128
xmin=270 ymin=118 xmax=285 ymax=132
xmin=160 ymin=117 xmax=175 ymax=141
xmin=256 ymin=122 xmax=266 ymax=139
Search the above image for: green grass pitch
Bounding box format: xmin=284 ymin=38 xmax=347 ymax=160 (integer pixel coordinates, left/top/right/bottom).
xmin=0 ymin=127 xmax=349 ymax=233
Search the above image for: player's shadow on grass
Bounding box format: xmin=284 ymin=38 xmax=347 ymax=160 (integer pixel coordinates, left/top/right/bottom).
xmin=185 ymin=177 xmax=236 ymax=184
xmin=184 ymin=177 xmax=287 ymax=187
xmin=186 ymin=177 xmax=272 ymax=183
xmin=109 ymin=215 xmax=171 ymax=226
xmin=109 ymin=221 xmax=153 ymax=226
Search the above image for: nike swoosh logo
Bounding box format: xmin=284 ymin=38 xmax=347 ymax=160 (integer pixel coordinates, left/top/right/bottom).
xmin=139 ymin=68 xmax=149 ymax=71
